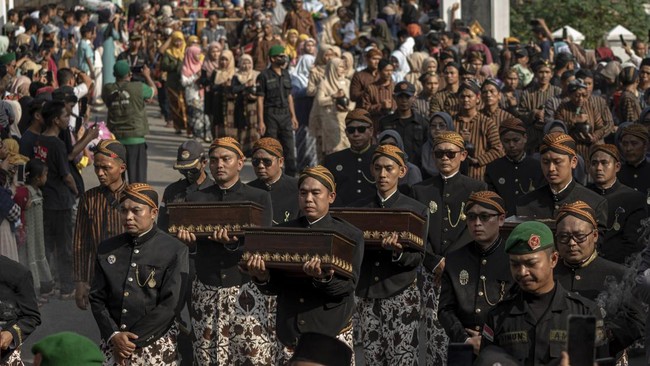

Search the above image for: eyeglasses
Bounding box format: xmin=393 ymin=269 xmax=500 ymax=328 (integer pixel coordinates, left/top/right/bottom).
xmin=252 ymin=158 xmax=274 ymax=167
xmin=346 ymin=126 xmax=367 ymax=134
xmin=555 ymin=230 xmax=594 ymax=245
xmin=466 ymin=213 xmax=499 ymax=222
xmin=433 ymin=150 xmax=462 ymax=159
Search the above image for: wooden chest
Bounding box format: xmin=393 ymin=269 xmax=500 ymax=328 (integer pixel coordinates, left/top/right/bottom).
xmin=501 ymin=216 xmax=557 ymax=239
xmin=330 ymin=208 xmax=427 ymax=251
xmin=241 ymin=227 xmax=356 ymax=279
xmin=167 ymin=201 xmax=264 ymax=237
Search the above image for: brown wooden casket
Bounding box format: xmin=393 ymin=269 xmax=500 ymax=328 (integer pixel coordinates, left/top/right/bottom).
xmin=166 ymin=201 xmax=264 ymax=237
xmin=240 ymin=227 xmax=356 ymax=279
xmin=501 ymin=216 xmax=557 ymax=239
xmin=329 ymin=208 xmax=427 ymax=251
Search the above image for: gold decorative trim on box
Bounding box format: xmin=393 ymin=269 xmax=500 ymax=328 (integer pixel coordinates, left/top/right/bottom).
xmin=241 ymin=251 xmax=353 ymax=274
xmin=363 ymin=230 xmax=424 ymax=248
xmin=168 ymin=223 xmax=254 ymax=234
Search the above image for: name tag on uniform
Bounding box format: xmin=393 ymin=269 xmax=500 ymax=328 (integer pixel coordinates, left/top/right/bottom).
xmin=549 ymin=329 xmax=567 ymax=342
xmin=498 ymin=331 xmax=528 ymax=344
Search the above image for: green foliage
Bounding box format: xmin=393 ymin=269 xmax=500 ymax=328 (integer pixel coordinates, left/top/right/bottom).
xmin=510 ymin=0 xmax=649 ymax=48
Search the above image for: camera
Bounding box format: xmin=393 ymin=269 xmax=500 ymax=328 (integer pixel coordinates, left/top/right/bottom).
xmin=131 ymin=65 xmax=144 ymax=74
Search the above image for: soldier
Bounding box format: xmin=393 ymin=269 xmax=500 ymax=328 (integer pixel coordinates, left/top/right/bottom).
xmin=485 ymin=118 xmax=545 ymax=216
xmin=89 ymin=183 xmax=189 ymax=365
xmin=351 ymin=145 xmax=426 ymax=364
xmin=323 ymin=109 xmax=376 ymax=206
xmin=516 ymin=132 xmax=608 ymax=234
xmin=73 ymin=140 xmax=128 ymax=311
xmin=411 ymin=131 xmax=487 ymax=364
xmin=246 ymin=165 xmax=363 ymax=364
xmin=586 ymin=144 xmax=647 ymax=263
xmin=158 ymin=140 xmax=214 ymax=232
xmin=554 ymin=201 xmax=645 ymax=360
xmin=0 ymin=256 xmax=41 ymax=366
xmin=479 ymin=221 xmax=605 ymax=365
xmin=617 ymin=124 xmax=650 ymax=196
xmin=176 ymin=137 xmax=276 ymax=365
xmin=247 ymin=137 xmax=300 ymax=225
xmin=439 ymin=191 xmax=513 ymax=355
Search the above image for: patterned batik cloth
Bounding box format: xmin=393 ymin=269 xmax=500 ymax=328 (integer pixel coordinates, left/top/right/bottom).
xmin=354 ymin=281 xmax=421 ymax=365
xmin=278 ymin=326 xmax=355 ymax=366
xmin=0 ymin=347 xmax=23 ymax=366
xmin=100 ymin=325 xmax=179 ymax=365
xmin=419 ymin=269 xmax=449 ymax=366
xmin=191 ymin=279 xmax=279 ymax=365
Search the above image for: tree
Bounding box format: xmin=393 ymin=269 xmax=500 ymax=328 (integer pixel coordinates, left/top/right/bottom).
xmin=510 ymin=0 xmax=649 ymax=49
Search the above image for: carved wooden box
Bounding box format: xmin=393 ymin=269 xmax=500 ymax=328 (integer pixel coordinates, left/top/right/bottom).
xmin=167 ymin=201 xmax=264 ymax=237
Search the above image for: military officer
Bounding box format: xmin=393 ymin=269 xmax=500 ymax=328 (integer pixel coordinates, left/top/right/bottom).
xmin=479 ymin=221 xmax=605 ymax=365
xmin=323 ymin=108 xmax=376 ymax=206
xmin=0 ymin=256 xmax=41 ymax=366
xmin=351 ymin=144 xmax=426 ymax=364
xmin=617 ymin=124 xmax=650 ymax=197
xmin=516 ymin=132 xmax=608 ymax=234
xmin=247 ymin=137 xmax=300 ymax=224
xmin=158 ymin=140 xmax=214 ymax=232
xmin=484 ymin=118 xmax=545 ymax=216
xmin=89 ymin=183 xmax=189 ymax=365
xmin=586 ymin=144 xmax=647 ymax=264
xmin=554 ymin=201 xmax=645 ymax=359
xmin=411 ymin=131 xmax=487 ymax=364
xmin=246 ymin=165 xmax=363 ymax=364
xmin=176 ymin=137 xmax=276 ymax=365
xmin=439 ymin=191 xmax=513 ymax=355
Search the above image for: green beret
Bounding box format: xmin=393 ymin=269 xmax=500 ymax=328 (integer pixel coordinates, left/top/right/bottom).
xmin=32 ymin=331 xmax=104 ymax=366
xmin=505 ymin=221 xmax=554 ymax=254
xmin=269 ymin=44 xmax=285 ymax=57
xmin=114 ymin=60 xmax=131 ymax=78
xmin=0 ymin=52 xmax=16 ymax=65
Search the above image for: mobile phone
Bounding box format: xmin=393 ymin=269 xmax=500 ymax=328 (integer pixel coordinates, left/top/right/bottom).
xmin=16 ymin=164 xmax=25 ymax=185
xmin=620 ymin=35 xmax=627 ymax=47
xmin=447 ymin=343 xmax=473 ymax=365
xmin=567 ymin=315 xmax=596 ymax=366
xmin=562 ymin=27 xmax=568 ymax=40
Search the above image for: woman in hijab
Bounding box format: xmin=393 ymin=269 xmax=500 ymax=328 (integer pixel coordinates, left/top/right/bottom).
xmin=291 ymin=54 xmax=318 ymax=170
xmin=230 ymin=54 xmax=261 ymax=154
xmin=341 ymin=51 xmax=355 ymax=80
xmin=311 ymin=57 xmax=354 ymax=160
xmin=284 ymin=29 xmax=300 ymax=66
xmin=181 ymin=44 xmax=208 ymax=141
xmin=162 ymin=31 xmax=189 ymax=135
xmin=390 ymin=50 xmax=410 ymax=83
xmin=299 ymin=36 xmax=317 ymax=57
xmin=371 ymin=19 xmax=394 ymax=53
xmin=10 ymin=76 xmax=31 ymax=98
xmin=404 ymin=52 xmax=428 ymax=94
xmin=202 ymin=41 xmax=222 ymax=130
xmin=211 ymin=49 xmax=237 ymax=139
xmin=306 ymin=44 xmax=341 ymax=97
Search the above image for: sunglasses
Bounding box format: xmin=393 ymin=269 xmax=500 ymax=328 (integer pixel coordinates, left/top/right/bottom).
xmin=346 ymin=126 xmax=368 ymax=134
xmin=180 ymin=168 xmax=201 ymax=176
xmin=466 ymin=213 xmax=499 ymax=222
xmin=252 ymin=158 xmax=274 ymax=167
xmin=433 ymin=150 xmax=462 ymax=159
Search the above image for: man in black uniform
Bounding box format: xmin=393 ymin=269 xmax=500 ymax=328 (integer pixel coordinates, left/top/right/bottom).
xmin=247 ymin=137 xmax=300 ymax=224
xmin=411 ymin=131 xmax=486 ymax=364
xmin=246 ymin=165 xmax=363 ymax=364
xmin=617 ymin=124 xmax=650 ymax=197
xmin=485 ymin=118 xmax=545 ymax=216
xmin=479 ymin=221 xmax=605 ymax=365
xmin=351 ymin=144 xmax=426 ymax=364
xmin=378 ymin=81 xmax=429 ymax=169
xmin=587 ymin=144 xmax=647 ymax=264
xmin=323 ymin=108 xmax=376 ymax=206
xmin=516 ymin=132 xmax=608 ymax=233
xmin=256 ymin=45 xmax=299 ymax=176
xmin=89 ymin=183 xmax=189 ymax=365
xmin=158 ymin=140 xmax=214 ymax=232
xmin=0 ymin=256 xmax=41 ymax=366
xmin=177 ymin=137 xmax=276 ymax=365
xmin=439 ymin=191 xmax=513 ymax=355
xmin=553 ymin=201 xmax=644 ymax=361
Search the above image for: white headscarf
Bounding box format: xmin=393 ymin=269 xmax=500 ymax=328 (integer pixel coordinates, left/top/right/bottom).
xmin=291 ymin=54 xmax=315 ymax=92
xmin=391 ymin=50 xmax=410 ymax=83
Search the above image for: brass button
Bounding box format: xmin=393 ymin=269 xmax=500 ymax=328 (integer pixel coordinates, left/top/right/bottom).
xmin=634 ymin=174 xmax=638 ymax=178
xmin=480 ymin=275 xmax=485 ymax=280
xmin=357 ymin=180 xmax=361 ymax=184
xmin=134 ymin=249 xmax=140 ymax=254
xmin=299 ymin=320 xmax=306 ymax=325
xmin=478 ymin=291 xmax=484 ymax=296
xmin=131 ymin=263 xmax=136 ymax=268
xmin=443 ymin=228 xmax=448 ymax=232
xmin=221 ymin=274 xmax=227 ymax=279
xmin=127 ymin=277 xmax=133 ymax=282
xmin=356 ymin=189 xmax=361 ymax=193
xmin=575 ymin=275 xmax=581 ymax=280
xmin=124 ymin=291 xmax=129 ymax=297
xmin=515 ymin=190 xmax=519 ymax=194
xmin=299 ymin=298 xmax=304 ymax=303
xmin=481 ymin=259 xmax=487 ymax=265
xmin=122 ymin=308 xmax=128 ymax=314
xmin=445 ymin=193 xmax=450 ymax=197
xmin=374 ymin=276 xmax=379 ymax=281
xmin=475 ymin=308 xmax=481 ymax=314
xmin=514 ymin=179 xmax=519 ymax=183
xmin=120 ymin=324 xmax=127 ymax=330
xmin=357 ymin=170 xmax=361 ymax=173
xmin=374 ymin=262 xmax=380 ymax=267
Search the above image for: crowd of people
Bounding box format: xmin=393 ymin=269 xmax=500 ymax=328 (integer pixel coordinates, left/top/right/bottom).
xmin=2 ymin=0 xmax=650 ymax=365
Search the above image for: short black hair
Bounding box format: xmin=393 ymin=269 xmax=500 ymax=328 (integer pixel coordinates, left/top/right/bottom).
xmin=24 ymin=18 xmax=38 ymax=31
xmin=575 ymin=69 xmax=593 ymax=80
xmin=57 ymin=68 xmax=74 ymax=86
xmin=25 ymin=159 xmax=47 ymax=184
xmin=74 ymin=9 xmax=88 ymax=22
xmin=41 ymin=100 xmax=66 ymax=127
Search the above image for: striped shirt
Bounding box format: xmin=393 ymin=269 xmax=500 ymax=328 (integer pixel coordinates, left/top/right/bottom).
xmin=518 ymin=85 xmax=561 ymax=152
xmin=414 ymin=94 xmax=432 ymax=120
xmin=555 ymin=100 xmax=607 ymax=163
xmin=589 ymin=95 xmax=615 ymax=136
xmin=73 ymin=183 xmax=126 ymax=282
xmin=616 ymin=91 xmax=641 ymax=123
xmin=430 ymin=89 xmax=459 ymax=117
xmin=481 ymin=107 xmax=515 ymax=126
xmin=361 ymin=80 xmax=396 ymax=126
xmin=454 ymin=113 xmax=504 ymax=181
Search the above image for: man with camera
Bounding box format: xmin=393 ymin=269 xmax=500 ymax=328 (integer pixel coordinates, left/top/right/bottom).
xmin=117 ymin=34 xmax=150 ymax=83
xmin=103 ymin=60 xmax=157 ymax=184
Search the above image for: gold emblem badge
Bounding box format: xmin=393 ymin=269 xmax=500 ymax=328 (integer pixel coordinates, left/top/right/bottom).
xmin=429 ymin=201 xmax=437 ymax=214
xmin=181 ymin=150 xmax=190 ymax=159
xmin=459 ymin=270 xmax=469 ymax=285
xmin=148 ymin=278 xmax=157 ymax=288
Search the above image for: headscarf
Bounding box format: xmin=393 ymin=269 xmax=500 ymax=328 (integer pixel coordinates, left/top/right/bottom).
xmin=291 ymin=54 xmax=315 ymax=92
xmin=320 ymin=58 xmax=347 ymax=100
xmin=119 ymin=183 xmax=158 ymax=209
xmin=619 ymin=123 xmax=649 ymax=143
xmin=209 ymin=137 xmax=245 ymax=159
xmin=166 ymin=31 xmax=186 ymax=60
xmin=253 ymin=137 xmax=283 ymax=158
xmin=372 ymin=19 xmax=394 ymax=52
xmin=182 ymin=44 xmax=203 ymax=77
xmin=284 ymin=29 xmax=300 ymax=61
xmin=202 ymin=42 xmax=222 ymax=76
xmin=235 ymin=54 xmax=259 ymax=85
xmin=345 ymin=108 xmax=373 ymax=126
xmin=214 ymin=49 xmax=235 ymax=85
xmin=10 ymin=76 xmax=30 ymax=97
xmin=465 ymin=191 xmax=506 ymax=214
xmin=0 ymin=36 xmax=8 ymax=56
xmin=341 ymin=52 xmax=355 ymax=79
xmin=299 ymin=165 xmax=336 ymax=192
xmin=434 ymin=131 xmax=465 ymax=149
xmin=2 ymin=138 xmax=28 ymax=165
xmin=422 ymin=112 xmax=454 ymax=177
xmin=160 ymin=5 xmax=173 ymax=18
xmin=315 ymin=44 xmax=340 ymax=67
xmin=540 ymin=132 xmax=577 ymax=156
xmin=421 ymin=57 xmax=438 ymax=74
xmin=589 ymin=143 xmax=620 ymax=162
xmin=499 ymin=118 xmax=527 ymax=136
xmin=372 ymin=143 xmax=406 ymax=166
xmin=390 ymin=50 xmax=410 ymax=83
xmin=94 ymin=139 xmax=127 ymax=162
xmin=556 ymin=200 xmax=597 ymax=229
xmin=299 ymin=37 xmax=317 ymax=57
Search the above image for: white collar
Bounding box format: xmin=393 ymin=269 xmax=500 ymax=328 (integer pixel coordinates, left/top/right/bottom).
xmin=378 ymin=188 xmax=398 ymax=203
xmin=551 ymin=180 xmax=572 ymax=195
